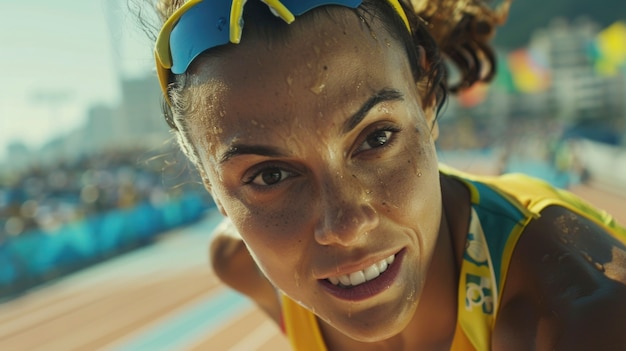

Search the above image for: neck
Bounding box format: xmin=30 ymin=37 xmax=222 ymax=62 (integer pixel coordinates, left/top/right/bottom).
xmin=439 ymin=173 xmax=471 ymax=274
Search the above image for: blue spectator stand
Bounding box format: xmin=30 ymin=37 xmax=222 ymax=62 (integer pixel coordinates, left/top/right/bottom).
xmin=0 ymin=193 xmax=214 ymax=299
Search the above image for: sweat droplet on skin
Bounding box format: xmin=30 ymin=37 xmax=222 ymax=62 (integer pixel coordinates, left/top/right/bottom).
xmin=593 ymin=261 xmax=605 ymax=272
xmin=378 ymin=104 xmax=391 ymax=114
xmin=310 ymin=62 xmax=329 ymax=95
xmin=294 ymin=272 xmax=301 ymax=287
xmin=310 ymin=82 xmax=326 ymax=95
xmin=369 ymin=29 xmax=378 ymax=41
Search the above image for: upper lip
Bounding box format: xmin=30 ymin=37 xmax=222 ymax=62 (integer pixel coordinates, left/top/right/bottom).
xmin=314 ymin=248 xmax=402 ymax=280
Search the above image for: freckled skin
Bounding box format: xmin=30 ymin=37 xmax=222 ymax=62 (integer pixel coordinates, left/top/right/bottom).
xmin=178 ymin=5 xmax=626 ymax=351
xmin=174 ymin=3 xmax=626 ymax=350
xmin=184 ymin=10 xmax=458 ymax=346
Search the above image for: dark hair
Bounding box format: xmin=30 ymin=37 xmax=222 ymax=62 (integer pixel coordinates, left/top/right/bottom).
xmin=359 ymin=0 xmax=448 ymax=112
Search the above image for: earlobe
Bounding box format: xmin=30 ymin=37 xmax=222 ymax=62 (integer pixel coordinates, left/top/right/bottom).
xmin=414 ymin=45 xmax=438 ymax=123
xmin=215 ymin=199 xmax=228 ymax=217
xmin=417 ymin=81 xmax=439 ymax=141
xmin=426 ymin=94 xmax=439 ymax=138
xmin=201 ymin=175 xmax=228 ymax=217
xmin=202 ymin=176 xmax=212 ymax=193
xmin=430 ymin=117 xmax=439 ymax=141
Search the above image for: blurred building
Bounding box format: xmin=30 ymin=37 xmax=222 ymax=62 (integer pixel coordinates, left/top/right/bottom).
xmin=116 ymin=75 xmax=170 ymax=145
xmin=83 ymin=75 xmax=170 ymax=153
xmin=84 ymin=104 xmax=119 ymax=154
xmin=5 ymin=142 xmax=33 ymax=172
xmin=532 ymin=18 xmax=625 ymax=126
xmin=444 ymin=17 xmax=626 ymax=148
xmin=4 ymin=75 xmax=172 ymax=173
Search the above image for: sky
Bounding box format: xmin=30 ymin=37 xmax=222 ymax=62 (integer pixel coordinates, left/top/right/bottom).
xmin=0 ymin=0 xmax=156 ymax=161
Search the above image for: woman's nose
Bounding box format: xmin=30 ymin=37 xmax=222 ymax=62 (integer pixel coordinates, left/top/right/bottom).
xmin=313 ymin=174 xmax=379 ymax=247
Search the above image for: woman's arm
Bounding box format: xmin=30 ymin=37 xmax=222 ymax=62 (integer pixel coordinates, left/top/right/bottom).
xmin=494 ymin=205 xmax=626 ymax=350
xmin=209 ymin=218 xmax=283 ymax=325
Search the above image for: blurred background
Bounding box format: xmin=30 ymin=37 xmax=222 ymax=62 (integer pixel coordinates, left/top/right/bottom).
xmin=0 ymin=1 xmax=624 ymax=350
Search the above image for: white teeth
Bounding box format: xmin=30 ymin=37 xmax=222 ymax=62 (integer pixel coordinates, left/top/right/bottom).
xmin=363 ymin=264 xmax=380 ymax=281
xmin=338 ymin=275 xmax=351 ymax=286
xmin=349 ymin=271 xmax=366 ymax=286
xmin=377 ymin=259 xmax=388 ymax=273
xmin=386 ymin=255 xmax=395 ymax=265
xmin=327 ymin=254 xmax=395 ymax=288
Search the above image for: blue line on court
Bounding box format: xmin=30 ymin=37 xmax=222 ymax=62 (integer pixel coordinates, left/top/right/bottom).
xmin=111 ymin=289 xmax=252 ymax=351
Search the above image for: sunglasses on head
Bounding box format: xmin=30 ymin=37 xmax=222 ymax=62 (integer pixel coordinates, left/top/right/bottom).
xmin=154 ymin=0 xmax=411 ymax=104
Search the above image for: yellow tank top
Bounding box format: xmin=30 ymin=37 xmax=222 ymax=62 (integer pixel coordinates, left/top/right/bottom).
xmin=280 ymin=165 xmax=626 ymax=350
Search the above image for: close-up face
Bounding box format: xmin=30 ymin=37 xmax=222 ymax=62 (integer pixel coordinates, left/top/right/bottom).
xmin=182 ymin=6 xmax=442 ymax=341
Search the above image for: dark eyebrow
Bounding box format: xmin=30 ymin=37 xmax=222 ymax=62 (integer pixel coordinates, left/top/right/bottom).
xmin=220 ymin=145 xmax=284 ymax=164
xmin=219 ymin=89 xmax=403 ymax=164
xmin=342 ymin=88 xmax=404 ymax=134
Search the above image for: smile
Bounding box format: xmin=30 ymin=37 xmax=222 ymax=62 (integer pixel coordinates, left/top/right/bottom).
xmin=319 ymin=249 xmax=404 ymax=301
xmin=327 ymin=254 xmax=396 ymax=288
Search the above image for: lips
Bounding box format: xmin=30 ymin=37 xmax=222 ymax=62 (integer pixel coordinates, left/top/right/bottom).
xmin=327 ymin=254 xmax=395 ymax=287
xmin=319 ymin=249 xmax=405 ymax=301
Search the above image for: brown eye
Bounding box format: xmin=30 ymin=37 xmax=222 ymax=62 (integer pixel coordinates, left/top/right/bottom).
xmin=357 ymin=129 xmax=394 ymax=152
xmin=366 ymin=130 xmax=391 ymax=148
xmin=250 ymin=168 xmax=292 ymax=186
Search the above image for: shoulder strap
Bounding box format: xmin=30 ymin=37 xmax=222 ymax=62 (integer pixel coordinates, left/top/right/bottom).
xmin=442 ymin=165 xmax=534 ymax=350
xmin=440 ymin=164 xmax=626 ymax=243
xmin=280 ymin=294 xmax=328 ymax=351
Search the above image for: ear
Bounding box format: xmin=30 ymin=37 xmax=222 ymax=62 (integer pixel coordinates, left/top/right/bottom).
xmin=214 ymin=198 xmax=228 ymax=217
xmin=429 ymin=114 xmax=439 ymax=141
xmin=201 ymin=173 xmax=228 ymax=217
xmin=424 ymin=98 xmax=439 ymax=142
xmin=415 ymin=45 xmax=440 ymax=142
xmin=201 ymin=174 xmax=212 ymax=193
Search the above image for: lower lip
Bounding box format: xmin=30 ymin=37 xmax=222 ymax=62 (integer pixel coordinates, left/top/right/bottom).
xmin=319 ymin=249 xmax=405 ymax=302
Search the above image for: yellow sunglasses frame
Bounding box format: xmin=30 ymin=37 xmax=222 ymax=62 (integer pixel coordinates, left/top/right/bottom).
xmin=155 ymin=0 xmax=411 ymax=104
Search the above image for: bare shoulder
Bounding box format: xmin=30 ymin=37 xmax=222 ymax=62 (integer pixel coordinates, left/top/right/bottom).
xmin=493 ymin=205 xmax=626 ymax=351
xmin=209 ymin=218 xmax=282 ymax=324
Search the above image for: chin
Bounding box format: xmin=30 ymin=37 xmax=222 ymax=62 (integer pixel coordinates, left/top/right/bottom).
xmin=341 ymin=320 xmax=407 ymax=344
xmin=332 ymin=304 xmax=416 ymax=343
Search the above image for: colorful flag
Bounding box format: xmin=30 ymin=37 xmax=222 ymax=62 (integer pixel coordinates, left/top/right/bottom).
xmin=458 ymin=82 xmax=490 ymax=107
xmin=593 ymin=21 xmax=626 ymax=76
xmin=507 ymin=49 xmax=551 ymax=93
xmin=493 ymin=54 xmax=516 ymax=93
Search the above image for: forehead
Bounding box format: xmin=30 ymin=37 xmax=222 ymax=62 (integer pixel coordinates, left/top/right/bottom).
xmin=184 ymin=7 xmax=413 ymax=157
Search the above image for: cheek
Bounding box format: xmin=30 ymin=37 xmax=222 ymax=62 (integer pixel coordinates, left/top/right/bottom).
xmin=214 ymin=184 xmax=314 ymax=283
xmin=375 ymin=133 xmax=440 ymax=218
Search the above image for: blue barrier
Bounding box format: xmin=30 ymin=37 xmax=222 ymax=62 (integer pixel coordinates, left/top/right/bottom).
xmin=504 ymin=157 xmax=575 ymax=189
xmin=0 ymin=193 xmax=213 ymax=297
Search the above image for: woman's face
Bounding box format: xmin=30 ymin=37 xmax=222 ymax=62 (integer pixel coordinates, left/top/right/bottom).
xmin=185 ymin=9 xmax=442 ymax=341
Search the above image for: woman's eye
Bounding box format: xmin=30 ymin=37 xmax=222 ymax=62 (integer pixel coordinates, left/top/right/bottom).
xmin=249 ymin=168 xmax=293 ymax=186
xmin=358 ymin=129 xmax=394 ymax=151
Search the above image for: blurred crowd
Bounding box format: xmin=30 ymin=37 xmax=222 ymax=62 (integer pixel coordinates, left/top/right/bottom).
xmin=0 ymin=147 xmax=206 ymax=241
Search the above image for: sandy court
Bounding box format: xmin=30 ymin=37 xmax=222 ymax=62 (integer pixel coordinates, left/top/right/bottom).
xmin=0 ymin=180 xmax=623 ymax=351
